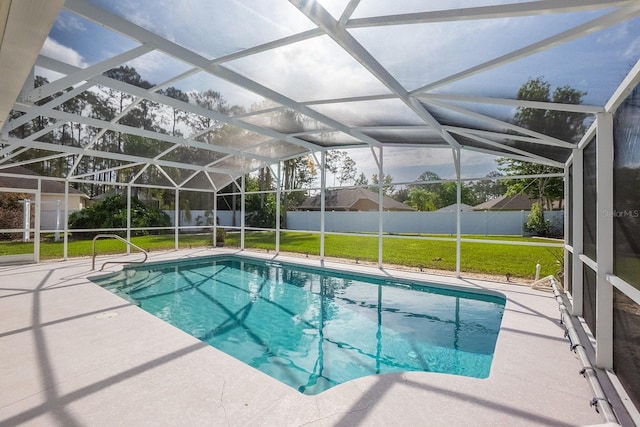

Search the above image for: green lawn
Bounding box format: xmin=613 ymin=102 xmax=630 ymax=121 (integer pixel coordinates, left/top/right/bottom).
xmin=0 ymin=231 xmax=563 ymax=280
xmin=0 ymin=234 xmax=212 ymax=259
xmin=232 ymin=232 xmax=562 ymax=279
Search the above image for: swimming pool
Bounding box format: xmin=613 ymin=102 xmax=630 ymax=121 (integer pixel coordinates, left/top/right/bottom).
xmin=92 ymin=255 xmax=505 ymax=395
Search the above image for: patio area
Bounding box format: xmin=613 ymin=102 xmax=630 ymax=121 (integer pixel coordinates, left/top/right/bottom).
xmin=0 ymin=249 xmax=626 ymax=426
xmin=1 ymin=1 xmax=640 ymax=424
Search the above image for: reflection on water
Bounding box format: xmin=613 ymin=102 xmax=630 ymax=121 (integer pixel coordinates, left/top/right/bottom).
xmin=95 ymin=256 xmax=505 ymax=395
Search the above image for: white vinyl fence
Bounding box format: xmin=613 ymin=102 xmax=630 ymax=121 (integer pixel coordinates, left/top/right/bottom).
xmin=165 ymin=209 xmax=564 ymax=236
xmin=286 ymin=210 xmax=564 ymax=236
xmin=164 ymin=210 xmax=239 ymax=229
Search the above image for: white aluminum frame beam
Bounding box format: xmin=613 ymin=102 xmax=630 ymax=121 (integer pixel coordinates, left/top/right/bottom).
xmin=446 ymin=128 xmax=565 ymax=167
xmin=423 ymin=98 xmax=577 ymax=149
xmin=30 ymin=57 xmax=319 ymax=157
xmin=64 ymin=0 xmax=383 ymax=151
xmin=28 ymin=44 xmax=154 ymax=103
xmin=19 ymin=107 xmax=275 ymax=167
xmin=37 ymin=57 xmax=324 ymax=158
xmin=416 ymin=93 xmax=604 ymax=114
xmin=409 ymin=4 xmax=640 ymax=95
xmin=605 ymin=57 xmax=640 ymax=113
xmin=346 ymin=0 xmax=635 ymax=28
xmin=6 ymin=137 xmax=231 ymax=175
xmin=289 ymin=0 xmax=462 ymax=150
xmin=571 ymin=148 xmax=584 ymax=317
xmin=595 ymin=112 xmax=614 ymax=369
xmin=458 ymin=145 xmax=564 ymax=167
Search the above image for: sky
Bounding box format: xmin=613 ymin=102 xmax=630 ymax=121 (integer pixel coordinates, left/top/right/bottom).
xmin=342 ymin=146 xmax=498 ymax=184
xmin=40 ymin=1 xmax=640 ymax=182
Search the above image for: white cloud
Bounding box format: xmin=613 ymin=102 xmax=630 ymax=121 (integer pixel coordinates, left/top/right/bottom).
xmin=101 ymin=0 xmax=314 ymax=59
xmin=384 ymin=146 xmax=453 ymax=167
xmin=227 ymin=35 xmax=390 ymax=102
xmin=41 ymin=37 xmax=88 ymax=69
xmin=595 ymin=21 xmax=640 ymax=61
xmin=344 ymin=145 xmax=462 ymax=183
xmin=34 ymin=66 xmax=65 ymax=85
xmin=127 ymin=51 xmax=174 ymax=81
xmin=334 ymin=144 xmax=500 ymax=184
xmin=351 ymin=0 xmax=508 ymax=19
xmin=231 ymin=0 xmax=301 ymax=36
xmin=54 ymin=12 xmax=87 ymax=32
xmin=623 ymin=36 xmax=640 ymax=61
xmin=316 ymin=0 xmax=352 ymax=20
xmin=596 ymin=22 xmax=628 ymax=46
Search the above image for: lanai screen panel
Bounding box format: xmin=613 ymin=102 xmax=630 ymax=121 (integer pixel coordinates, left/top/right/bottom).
xmin=614 ymin=83 xmax=640 ymax=290
xmin=1 ymin=1 xmax=640 ymax=189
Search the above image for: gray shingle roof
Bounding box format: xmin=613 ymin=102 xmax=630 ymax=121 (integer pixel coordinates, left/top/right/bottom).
xmin=298 ymin=188 xmax=414 ymax=211
xmin=0 ymin=165 xmax=88 ymax=197
xmin=472 ymin=194 xmax=562 ymax=211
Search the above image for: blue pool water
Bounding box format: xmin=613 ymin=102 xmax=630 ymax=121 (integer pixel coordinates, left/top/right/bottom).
xmin=92 ymin=256 xmax=505 ymax=395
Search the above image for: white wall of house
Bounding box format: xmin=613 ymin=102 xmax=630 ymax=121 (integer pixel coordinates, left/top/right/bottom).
xmin=41 ymin=194 xmax=87 ymax=210
xmin=18 ymin=196 xmax=84 ymax=232
xmin=39 ymin=197 xmax=84 ymax=232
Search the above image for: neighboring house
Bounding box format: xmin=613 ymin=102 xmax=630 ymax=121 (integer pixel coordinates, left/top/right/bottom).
xmin=298 ymin=188 xmax=414 ymax=212
xmin=472 ymin=194 xmax=563 ymax=211
xmin=435 ymin=203 xmax=473 ymax=212
xmin=0 ymin=165 xmax=89 ymax=210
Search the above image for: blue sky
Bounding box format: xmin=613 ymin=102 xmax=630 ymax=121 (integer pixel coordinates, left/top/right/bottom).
xmin=40 ymin=1 xmax=640 ymax=182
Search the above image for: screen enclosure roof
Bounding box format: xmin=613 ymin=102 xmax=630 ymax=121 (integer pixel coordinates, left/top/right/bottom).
xmin=1 ymin=0 xmax=640 ymax=191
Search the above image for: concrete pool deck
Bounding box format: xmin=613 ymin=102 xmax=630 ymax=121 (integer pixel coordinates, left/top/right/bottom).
xmin=0 ymin=248 xmax=628 ymax=426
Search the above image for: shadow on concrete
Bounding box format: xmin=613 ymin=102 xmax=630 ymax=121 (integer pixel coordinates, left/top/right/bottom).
xmin=0 ymin=268 xmax=208 ymax=427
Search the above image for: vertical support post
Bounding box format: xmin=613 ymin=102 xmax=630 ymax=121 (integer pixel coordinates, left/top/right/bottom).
xmin=23 ymin=199 xmax=30 ymax=242
xmin=276 ymin=163 xmax=281 ymax=255
xmin=213 ymin=189 xmax=218 ymax=247
xmin=596 ymin=112 xmax=614 ymax=369
xmin=563 ymin=165 xmax=569 ymax=293
xmin=126 ymin=185 xmax=132 ymax=255
xmin=63 ymin=180 xmax=69 ymax=260
xmin=241 ymin=174 xmax=245 ymax=250
xmin=320 ymin=151 xmax=326 ymax=261
xmin=484 ymin=209 xmax=488 ymax=236
xmin=174 ymin=189 xmax=179 ymax=251
xmin=376 ymin=284 xmax=383 ymax=373
xmin=572 ymin=148 xmax=584 ymax=316
xmin=454 ymin=148 xmax=462 ymax=278
xmin=34 ymin=180 xmax=41 ymax=263
xmin=377 ymin=146 xmax=384 ymax=268
xmin=55 ymin=200 xmax=61 ymax=242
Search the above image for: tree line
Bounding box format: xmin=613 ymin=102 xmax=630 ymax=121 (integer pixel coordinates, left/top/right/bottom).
xmin=238 ymin=75 xmax=584 ymax=228
xmin=6 ymin=70 xmax=585 ymax=233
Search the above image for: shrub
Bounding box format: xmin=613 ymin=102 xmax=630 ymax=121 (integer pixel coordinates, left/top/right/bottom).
xmin=0 ymin=193 xmax=30 ymax=240
xmin=68 ymin=195 xmax=170 ymax=236
xmin=245 ymin=197 xmax=279 ymax=228
xmin=215 ymin=226 xmax=226 ymax=246
xmin=525 ymin=202 xmax=552 ymax=237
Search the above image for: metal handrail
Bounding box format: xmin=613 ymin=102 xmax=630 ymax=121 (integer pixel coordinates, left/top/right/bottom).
xmin=92 ymin=234 xmax=148 ymax=271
